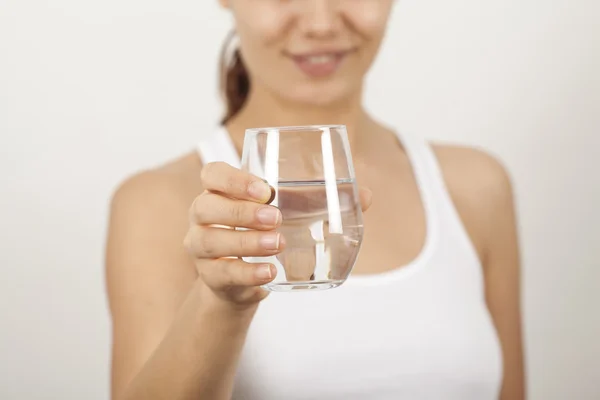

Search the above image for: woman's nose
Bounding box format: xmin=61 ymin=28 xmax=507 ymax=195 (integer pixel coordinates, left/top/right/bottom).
xmin=295 ymin=0 xmax=342 ymax=39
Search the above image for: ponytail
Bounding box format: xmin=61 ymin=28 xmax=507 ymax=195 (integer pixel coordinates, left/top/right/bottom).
xmin=219 ymin=32 xmax=250 ymax=125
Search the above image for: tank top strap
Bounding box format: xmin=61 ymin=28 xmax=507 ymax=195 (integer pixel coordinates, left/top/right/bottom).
xmin=396 ymin=130 xmax=480 ymax=264
xmin=394 ymin=130 xmax=448 ymax=210
xmin=196 ymin=126 xmax=241 ymax=168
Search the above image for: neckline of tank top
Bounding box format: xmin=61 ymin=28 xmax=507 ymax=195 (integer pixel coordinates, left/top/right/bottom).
xmin=199 ymin=126 xmax=440 ymax=287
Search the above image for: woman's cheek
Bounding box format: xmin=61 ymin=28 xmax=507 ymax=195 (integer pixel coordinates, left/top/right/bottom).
xmin=343 ymin=1 xmax=393 ymax=36
xmin=233 ymin=1 xmax=296 ymax=45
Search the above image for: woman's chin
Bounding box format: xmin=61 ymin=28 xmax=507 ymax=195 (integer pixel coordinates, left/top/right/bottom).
xmin=282 ymin=83 xmax=357 ymax=110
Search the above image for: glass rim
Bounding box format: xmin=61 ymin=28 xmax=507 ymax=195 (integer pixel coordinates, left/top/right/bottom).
xmin=244 ymin=124 xmax=346 ymax=135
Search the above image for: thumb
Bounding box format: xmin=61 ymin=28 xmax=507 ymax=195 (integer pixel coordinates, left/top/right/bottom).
xmin=358 ymin=187 xmax=372 ymax=212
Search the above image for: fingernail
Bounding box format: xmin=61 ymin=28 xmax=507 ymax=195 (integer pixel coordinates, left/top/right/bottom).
xmin=248 ymin=180 xmax=272 ymax=202
xmin=256 ymin=207 xmax=281 ymax=226
xmin=259 ymin=232 xmax=280 ymax=250
xmin=255 ymin=264 xmax=273 ymax=280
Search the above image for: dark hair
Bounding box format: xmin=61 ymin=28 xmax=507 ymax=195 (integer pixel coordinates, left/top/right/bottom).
xmin=220 ymin=32 xmax=250 ymax=125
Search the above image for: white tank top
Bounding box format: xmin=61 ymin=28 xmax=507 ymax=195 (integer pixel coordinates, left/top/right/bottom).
xmin=197 ymin=127 xmax=503 ymax=400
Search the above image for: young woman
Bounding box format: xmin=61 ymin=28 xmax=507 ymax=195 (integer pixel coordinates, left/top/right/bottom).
xmin=106 ymin=1 xmax=525 ymax=399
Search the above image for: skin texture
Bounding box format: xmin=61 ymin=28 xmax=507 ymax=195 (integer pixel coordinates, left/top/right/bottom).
xmin=106 ymin=1 xmax=525 ymax=399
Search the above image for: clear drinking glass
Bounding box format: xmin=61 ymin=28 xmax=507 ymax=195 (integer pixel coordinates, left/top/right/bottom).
xmin=241 ymin=125 xmax=364 ymax=291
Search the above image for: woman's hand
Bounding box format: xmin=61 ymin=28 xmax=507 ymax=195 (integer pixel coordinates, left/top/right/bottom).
xmin=184 ymin=161 xmax=283 ymax=307
xmin=184 ymin=161 xmax=372 ymax=309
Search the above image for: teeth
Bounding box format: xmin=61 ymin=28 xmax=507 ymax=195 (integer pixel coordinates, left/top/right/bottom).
xmin=306 ymin=55 xmax=334 ymax=64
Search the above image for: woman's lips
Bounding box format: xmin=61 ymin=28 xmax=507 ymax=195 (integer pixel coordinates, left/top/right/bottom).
xmin=288 ymin=51 xmax=350 ymax=78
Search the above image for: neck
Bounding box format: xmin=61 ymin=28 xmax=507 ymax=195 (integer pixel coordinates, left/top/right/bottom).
xmin=226 ymin=82 xmax=375 ymax=150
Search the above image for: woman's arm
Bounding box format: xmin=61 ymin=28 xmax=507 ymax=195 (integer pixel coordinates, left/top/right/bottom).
xmin=480 ymin=158 xmax=526 ymax=400
xmin=105 ymin=170 xmax=255 ymax=400
xmin=435 ymin=145 xmax=526 ymax=399
xmin=105 ymin=161 xmax=371 ymax=399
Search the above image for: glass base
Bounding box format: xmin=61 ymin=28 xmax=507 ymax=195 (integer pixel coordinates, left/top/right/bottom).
xmin=262 ymin=279 xmax=344 ymax=292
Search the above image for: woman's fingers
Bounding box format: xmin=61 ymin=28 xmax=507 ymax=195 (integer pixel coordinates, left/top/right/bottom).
xmin=199 ymin=258 xmax=277 ymax=291
xmin=200 ymin=162 xmax=274 ymax=203
xmin=190 ymin=192 xmax=282 ymax=230
xmin=185 ymin=225 xmax=286 ymax=258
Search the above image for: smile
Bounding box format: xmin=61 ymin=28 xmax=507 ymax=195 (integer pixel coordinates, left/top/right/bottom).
xmin=286 ymin=49 xmax=353 ymax=78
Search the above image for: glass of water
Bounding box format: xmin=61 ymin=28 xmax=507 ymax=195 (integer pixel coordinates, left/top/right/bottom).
xmin=241 ymin=125 xmax=364 ymax=291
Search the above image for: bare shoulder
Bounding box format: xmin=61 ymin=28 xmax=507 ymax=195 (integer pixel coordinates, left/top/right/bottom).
xmin=430 ymin=144 xmax=516 ymax=261
xmin=431 ymin=144 xmax=514 ymax=198
xmin=110 ymin=151 xmax=203 ymax=214
xmin=106 ymin=151 xmax=203 ymax=314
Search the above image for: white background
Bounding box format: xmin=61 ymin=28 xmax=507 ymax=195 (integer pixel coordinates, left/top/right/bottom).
xmin=1 ymin=0 xmax=599 ymax=399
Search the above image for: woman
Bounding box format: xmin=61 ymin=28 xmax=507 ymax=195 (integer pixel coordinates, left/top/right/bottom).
xmin=106 ymin=1 xmax=525 ymax=399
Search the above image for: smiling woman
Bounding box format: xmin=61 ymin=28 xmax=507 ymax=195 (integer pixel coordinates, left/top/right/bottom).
xmin=105 ymin=1 xmax=525 ymax=399
xmin=221 ymin=0 xmax=392 ymax=115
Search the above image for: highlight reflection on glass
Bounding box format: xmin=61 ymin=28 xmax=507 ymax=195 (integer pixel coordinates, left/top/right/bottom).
xmin=241 ymin=125 xmax=364 ymax=291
